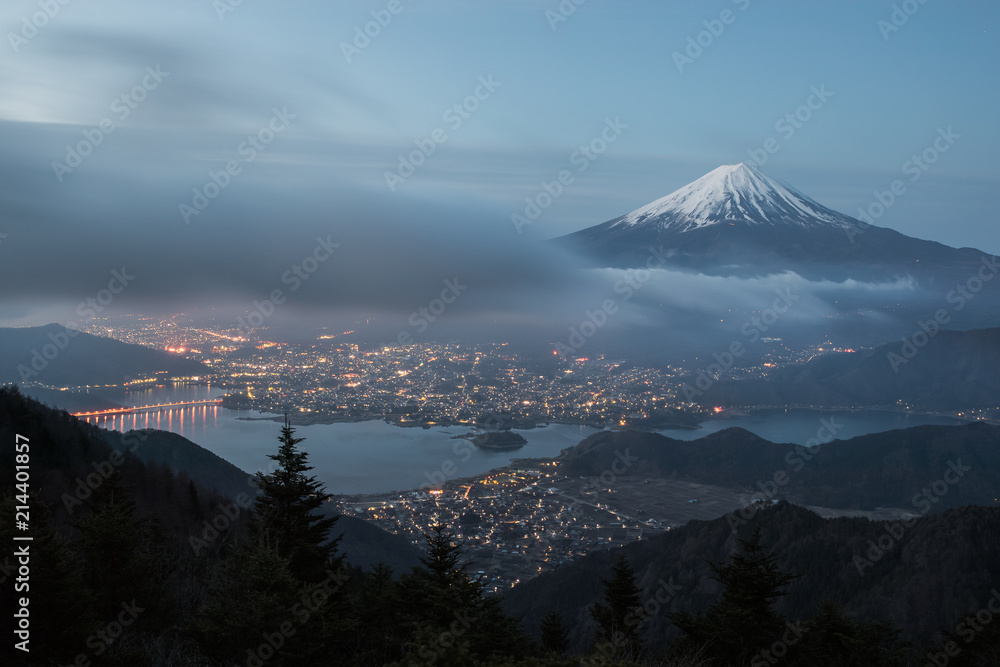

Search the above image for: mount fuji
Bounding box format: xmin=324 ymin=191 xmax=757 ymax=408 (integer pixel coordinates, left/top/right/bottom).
xmin=558 ymin=162 xmax=983 ymax=283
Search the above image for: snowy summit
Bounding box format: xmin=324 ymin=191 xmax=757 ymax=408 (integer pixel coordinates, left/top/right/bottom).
xmin=614 ymin=162 xmax=855 ymax=232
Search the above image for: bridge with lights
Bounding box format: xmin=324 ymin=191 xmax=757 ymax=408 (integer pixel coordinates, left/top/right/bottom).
xmin=72 ymin=399 xmax=223 ymax=417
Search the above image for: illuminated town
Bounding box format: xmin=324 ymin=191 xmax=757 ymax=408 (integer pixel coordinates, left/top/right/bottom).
xmin=27 ymin=313 xmax=992 ymax=591
xmin=337 ymin=462 xmax=746 ymax=592
xmin=60 ymin=313 xmax=873 ymax=430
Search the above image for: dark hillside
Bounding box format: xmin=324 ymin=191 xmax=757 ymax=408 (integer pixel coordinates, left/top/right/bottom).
xmin=559 ymin=423 xmax=1000 ymax=510
xmin=504 ymin=502 xmax=1000 ymax=653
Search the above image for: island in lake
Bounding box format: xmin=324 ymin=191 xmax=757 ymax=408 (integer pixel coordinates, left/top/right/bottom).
xmin=470 ymin=431 xmax=527 ymax=450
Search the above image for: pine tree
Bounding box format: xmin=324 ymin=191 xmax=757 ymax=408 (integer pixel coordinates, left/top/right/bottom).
xmin=190 ymin=539 xmax=311 ymax=666
xmin=245 ymin=416 xmax=354 ymax=661
xmin=670 ymin=526 xmax=798 ymax=664
xmin=590 ymin=554 xmax=645 ymax=660
xmin=352 ymin=563 xmax=408 ymax=664
xmin=398 ymin=525 xmax=524 ymax=663
xmin=252 ymin=415 xmax=341 ymax=584
xmin=930 ymin=602 xmax=1000 ymax=667
xmin=403 ymin=524 xmax=481 ymax=628
xmin=540 ymin=611 xmax=570 ymax=657
xmin=74 ymin=468 xmax=176 ymax=630
xmin=787 ymin=600 xmax=907 ymax=666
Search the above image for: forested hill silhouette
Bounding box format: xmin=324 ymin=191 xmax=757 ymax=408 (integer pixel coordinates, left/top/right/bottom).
xmin=4 ymin=385 xmax=999 ymax=664
xmin=0 ymin=323 xmax=205 ymax=385
xmin=504 ymin=501 xmax=1000 ymax=656
xmin=0 ymin=386 xmax=421 ymax=569
xmin=558 ymin=422 xmax=1000 ymax=510
xmin=699 ymin=326 xmax=1000 ymax=411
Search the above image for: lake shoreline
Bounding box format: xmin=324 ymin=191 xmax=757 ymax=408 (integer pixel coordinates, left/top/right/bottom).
xmin=75 ymin=384 xmax=979 ymax=496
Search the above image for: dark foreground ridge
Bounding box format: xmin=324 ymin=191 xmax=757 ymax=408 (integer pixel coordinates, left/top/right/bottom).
xmin=4 ymin=385 xmax=999 ymax=665
xmin=504 ymin=501 xmax=1000 ymax=657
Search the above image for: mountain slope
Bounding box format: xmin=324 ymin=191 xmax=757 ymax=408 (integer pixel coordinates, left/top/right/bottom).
xmin=110 ymin=426 xmax=423 ymax=572
xmin=0 ymin=324 xmax=205 ymax=385
xmin=19 ymin=385 xmax=124 ymax=413
xmin=609 ymin=162 xmax=855 ymax=232
xmin=700 ymin=326 xmax=1000 ymax=410
xmin=558 ymin=422 xmax=1000 ymax=510
xmin=0 ymin=387 xmax=422 ymax=572
xmin=558 ymin=162 xmax=985 ymax=282
xmin=503 ymin=502 xmax=1000 ymax=652
xmin=0 ymin=385 xmax=235 ymax=539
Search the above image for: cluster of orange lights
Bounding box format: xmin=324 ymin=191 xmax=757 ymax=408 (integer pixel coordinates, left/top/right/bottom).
xmin=165 ymin=346 xmax=187 ymax=354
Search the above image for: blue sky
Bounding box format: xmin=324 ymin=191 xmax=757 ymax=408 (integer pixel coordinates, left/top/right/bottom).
xmin=1 ymin=0 xmax=998 ymax=329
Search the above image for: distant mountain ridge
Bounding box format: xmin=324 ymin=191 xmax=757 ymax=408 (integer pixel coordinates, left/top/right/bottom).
xmin=558 ymin=422 xmax=1000 ymax=511
xmin=699 ymin=326 xmax=1000 ymax=411
xmin=18 ymin=385 xmax=124 ymax=413
xmin=0 ymin=323 xmax=205 ymax=385
xmin=558 ymin=162 xmax=987 ymax=283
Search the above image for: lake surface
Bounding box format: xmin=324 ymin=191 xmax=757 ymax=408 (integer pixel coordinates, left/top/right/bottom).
xmin=79 ymin=385 xmax=967 ymax=495
xmin=664 ymin=408 xmax=966 ymax=445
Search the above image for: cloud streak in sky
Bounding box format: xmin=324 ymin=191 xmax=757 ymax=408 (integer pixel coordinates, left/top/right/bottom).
xmin=1 ymin=1 xmax=998 ymax=343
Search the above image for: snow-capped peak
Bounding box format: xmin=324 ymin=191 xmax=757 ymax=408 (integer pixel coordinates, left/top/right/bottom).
xmin=615 ymin=162 xmax=855 ymax=232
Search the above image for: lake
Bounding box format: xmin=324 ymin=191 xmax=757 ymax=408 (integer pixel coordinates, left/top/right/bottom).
xmin=79 ymin=385 xmax=967 ymax=495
